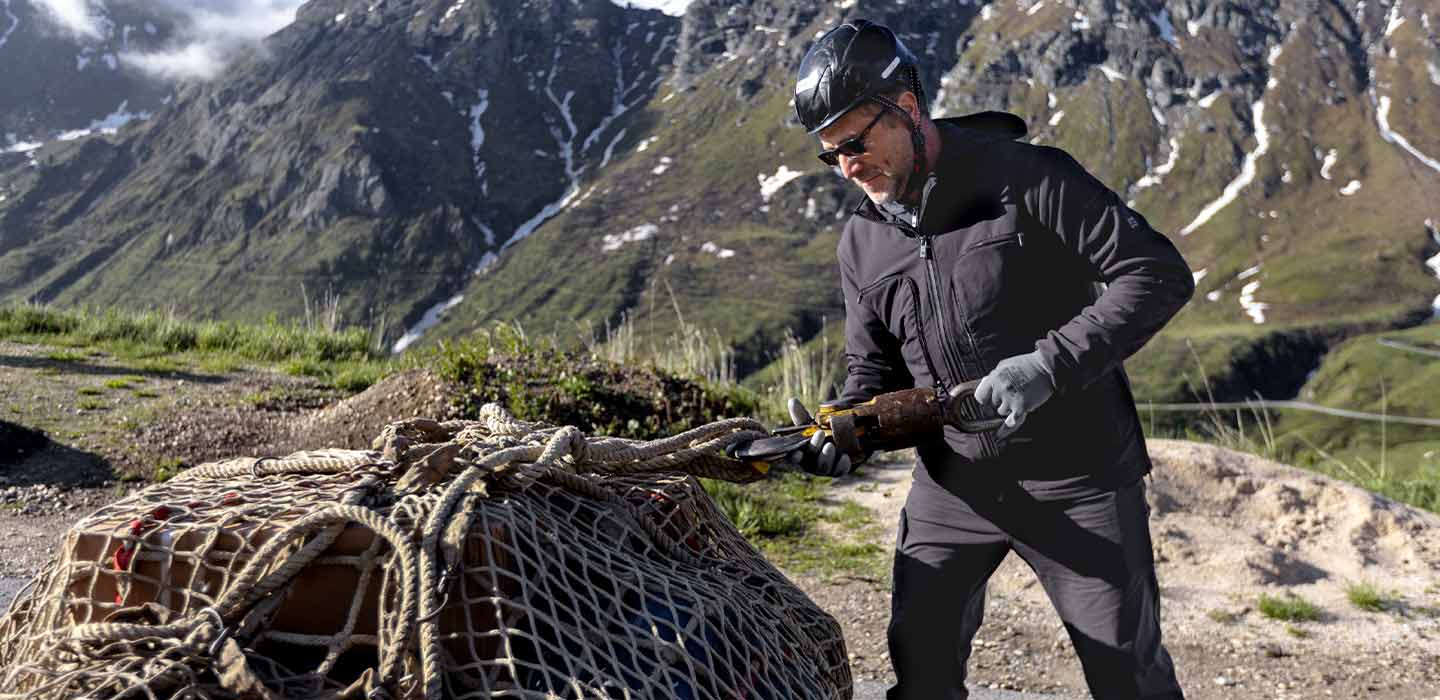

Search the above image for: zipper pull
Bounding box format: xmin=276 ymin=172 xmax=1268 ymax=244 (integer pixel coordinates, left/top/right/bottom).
xmin=919 ymin=236 xmax=932 ymax=259
xmin=1017 ymin=232 xmax=1025 ymax=247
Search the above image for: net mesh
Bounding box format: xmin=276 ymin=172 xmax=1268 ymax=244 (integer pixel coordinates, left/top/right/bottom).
xmin=0 ymin=403 xmax=851 ymax=699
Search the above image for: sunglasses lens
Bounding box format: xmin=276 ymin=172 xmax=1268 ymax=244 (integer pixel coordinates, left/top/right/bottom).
xmin=838 ymin=140 xmax=866 ymax=157
xmin=818 ymin=151 xmax=839 ymax=166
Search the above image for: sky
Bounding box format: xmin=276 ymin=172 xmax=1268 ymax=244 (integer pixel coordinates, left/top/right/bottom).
xmin=29 ymin=0 xmax=305 ymax=79
xmin=26 ymin=0 xmax=688 ymax=80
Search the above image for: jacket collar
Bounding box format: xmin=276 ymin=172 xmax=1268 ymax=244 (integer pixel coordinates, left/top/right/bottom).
xmin=852 ymin=110 xmax=1027 ymax=230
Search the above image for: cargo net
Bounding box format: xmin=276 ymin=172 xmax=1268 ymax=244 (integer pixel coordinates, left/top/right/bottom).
xmin=0 ymin=404 xmax=852 ymax=699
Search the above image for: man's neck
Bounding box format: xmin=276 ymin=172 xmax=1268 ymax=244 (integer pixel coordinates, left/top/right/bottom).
xmin=899 ymin=118 xmax=944 ymax=207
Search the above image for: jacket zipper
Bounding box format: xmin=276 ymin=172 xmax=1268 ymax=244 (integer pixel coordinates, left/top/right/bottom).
xmin=862 ymin=273 xmax=949 ymax=395
xmin=898 ymin=276 xmax=947 ymax=395
xmin=920 ymin=235 xmax=971 ymax=384
xmin=921 ymin=233 xmax=998 ymax=457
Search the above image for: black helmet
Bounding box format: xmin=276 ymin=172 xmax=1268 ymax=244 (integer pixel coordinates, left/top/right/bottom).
xmin=794 ymin=20 xmax=924 ymax=134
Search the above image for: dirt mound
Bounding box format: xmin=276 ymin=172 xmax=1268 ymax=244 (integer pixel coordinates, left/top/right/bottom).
xmin=286 ymin=369 xmax=459 ymax=450
xmin=828 ymin=437 xmax=1440 ymax=694
xmin=1143 ymin=439 xmax=1439 ymax=616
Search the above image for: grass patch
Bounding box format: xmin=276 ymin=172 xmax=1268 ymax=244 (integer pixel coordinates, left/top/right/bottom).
xmin=103 ymin=376 xmax=145 ymax=390
xmin=702 ymin=474 xmax=819 ymax=539
xmin=3 ymin=302 xmax=382 ymax=366
xmin=1345 ymin=581 xmax=1398 ymax=613
xmin=431 ymin=323 xmax=759 ymax=440
xmin=45 ymin=348 xmax=89 ymax=362
xmin=1284 ymin=624 xmax=1312 ymax=639
xmin=76 ymin=398 xmax=107 ymax=411
xmin=76 ymin=386 xmax=105 ymax=396
xmin=153 ymin=457 xmax=185 ymax=483
xmin=2 ymin=303 xmax=398 ymax=394
xmin=700 ymin=472 xmax=889 ymax=582
xmin=133 ymin=389 xmax=160 ymax=398
xmin=1258 ymin=593 xmax=1322 ymax=623
xmin=1206 ymin=608 xmax=1242 ymax=624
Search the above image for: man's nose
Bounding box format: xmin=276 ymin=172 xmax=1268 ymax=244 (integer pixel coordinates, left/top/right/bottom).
xmin=840 ymin=153 xmax=865 ymax=178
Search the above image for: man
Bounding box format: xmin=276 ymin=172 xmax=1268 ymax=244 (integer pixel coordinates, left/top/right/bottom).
xmin=786 ymin=19 xmax=1193 ymax=700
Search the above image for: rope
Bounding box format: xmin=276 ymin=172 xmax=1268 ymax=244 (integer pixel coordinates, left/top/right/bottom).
xmin=0 ymin=404 xmax=849 ymax=700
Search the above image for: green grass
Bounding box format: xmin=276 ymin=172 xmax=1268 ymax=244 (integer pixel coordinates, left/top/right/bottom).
xmin=153 ymin=457 xmax=185 ymax=483
xmin=76 ymin=398 xmax=106 ymax=411
xmin=76 ymin=386 xmax=104 ymax=396
xmin=2 ymin=302 xmax=377 ymax=363
xmin=701 ymin=472 xmax=889 ymax=582
xmin=1258 ymin=593 xmax=1322 ymax=623
xmin=44 ymin=348 xmax=89 ymax=362
xmin=1 ymin=303 xmax=395 ymax=392
xmin=1345 ymin=581 xmax=1399 ymax=613
xmin=103 ymin=376 xmax=145 ymax=390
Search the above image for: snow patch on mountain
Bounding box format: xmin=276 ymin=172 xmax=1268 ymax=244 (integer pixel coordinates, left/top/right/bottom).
xmin=467 ymin=89 xmax=489 ymax=178
xmin=1134 ymin=137 xmax=1180 ymax=191
xmin=1319 ymin=148 xmax=1338 ymax=179
xmin=56 ymin=100 xmax=149 ymax=141
xmin=602 ymin=223 xmax=658 ymax=252
xmin=1425 ymin=219 xmax=1440 ymax=316
xmin=393 ymin=294 xmax=463 ymax=353
xmin=616 ymin=0 xmax=690 ymax=16
xmin=1374 ymin=95 xmax=1440 ymax=173
xmin=759 ymin=165 xmax=804 ymax=201
xmin=1240 ymin=280 xmax=1269 ymax=324
xmin=701 ymin=241 xmax=735 ymax=259
xmin=1385 ymin=0 xmax=1406 ymax=36
xmin=0 ymin=0 xmax=19 ymax=50
xmin=1178 ymin=42 xmax=1285 ymax=237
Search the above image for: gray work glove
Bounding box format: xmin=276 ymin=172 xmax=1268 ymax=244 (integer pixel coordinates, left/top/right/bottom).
xmin=785 ymin=398 xmax=853 ymax=477
xmin=974 ymin=351 xmax=1056 ymax=440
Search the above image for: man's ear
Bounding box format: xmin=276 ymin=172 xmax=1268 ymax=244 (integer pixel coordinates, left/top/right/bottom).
xmin=896 ymin=91 xmax=922 ymax=123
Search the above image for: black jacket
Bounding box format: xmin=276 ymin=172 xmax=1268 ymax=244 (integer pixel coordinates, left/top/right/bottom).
xmin=837 ymin=112 xmax=1195 ymax=498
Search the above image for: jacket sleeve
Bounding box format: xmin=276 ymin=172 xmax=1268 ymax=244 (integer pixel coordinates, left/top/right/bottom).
xmin=838 ymin=245 xmax=910 ymax=406
xmin=1022 ymin=146 xmax=1195 ymax=394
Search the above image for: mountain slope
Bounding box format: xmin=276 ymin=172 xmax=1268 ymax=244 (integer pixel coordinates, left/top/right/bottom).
xmin=1 ymin=0 xmax=1437 ymax=403
xmin=0 ymin=0 xmax=679 ymax=337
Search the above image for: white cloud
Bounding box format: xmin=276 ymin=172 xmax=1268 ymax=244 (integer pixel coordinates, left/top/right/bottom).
xmin=119 ymin=0 xmax=303 ymax=81
xmin=32 ymin=0 xmax=104 ymax=38
xmin=120 ymin=41 xmax=226 ymax=79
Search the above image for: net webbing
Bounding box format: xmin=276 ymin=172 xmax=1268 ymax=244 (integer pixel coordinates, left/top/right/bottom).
xmin=0 ymin=403 xmax=852 ymax=699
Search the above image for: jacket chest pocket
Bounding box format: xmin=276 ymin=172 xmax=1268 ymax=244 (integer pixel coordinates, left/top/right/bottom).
xmin=950 ymin=232 xmax=1055 ymax=359
xmin=859 ymin=274 xmax=937 ymax=385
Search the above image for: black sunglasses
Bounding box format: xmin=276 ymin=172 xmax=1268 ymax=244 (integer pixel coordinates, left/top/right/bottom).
xmin=816 ymin=110 xmax=886 ymax=167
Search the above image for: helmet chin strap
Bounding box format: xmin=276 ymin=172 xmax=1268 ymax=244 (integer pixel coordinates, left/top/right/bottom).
xmin=870 ymin=95 xmax=928 ymax=205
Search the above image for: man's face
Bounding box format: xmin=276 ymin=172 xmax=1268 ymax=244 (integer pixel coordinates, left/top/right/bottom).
xmin=817 ymin=99 xmax=915 ymax=206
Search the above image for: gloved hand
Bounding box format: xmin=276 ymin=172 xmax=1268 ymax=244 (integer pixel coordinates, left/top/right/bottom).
xmin=974 ymin=351 xmax=1056 ymax=440
xmin=785 ymin=398 xmax=853 ymax=476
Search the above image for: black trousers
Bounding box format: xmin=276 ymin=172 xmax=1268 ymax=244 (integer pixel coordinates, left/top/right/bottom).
xmin=885 ymin=475 xmax=1184 ymax=700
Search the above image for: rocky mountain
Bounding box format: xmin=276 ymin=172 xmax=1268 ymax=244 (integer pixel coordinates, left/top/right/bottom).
xmin=0 ymin=0 xmax=680 ymax=341
xmin=0 ymin=0 xmax=176 ymax=149
xmin=1 ymin=0 xmax=1438 ymax=410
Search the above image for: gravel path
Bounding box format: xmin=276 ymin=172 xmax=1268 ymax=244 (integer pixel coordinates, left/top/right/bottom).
xmin=853 ymin=680 xmax=1073 ymax=699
